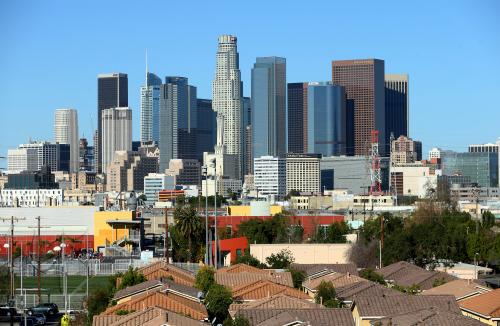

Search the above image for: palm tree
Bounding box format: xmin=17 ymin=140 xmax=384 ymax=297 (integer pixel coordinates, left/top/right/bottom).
xmin=174 ymin=204 xmax=202 ymax=262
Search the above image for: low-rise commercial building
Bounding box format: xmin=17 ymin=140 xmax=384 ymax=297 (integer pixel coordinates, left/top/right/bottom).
xmin=286 ymin=153 xmax=321 ymax=194
xmin=144 ymin=173 xmax=175 ymax=205
xmin=250 ymin=243 xmax=351 ymax=264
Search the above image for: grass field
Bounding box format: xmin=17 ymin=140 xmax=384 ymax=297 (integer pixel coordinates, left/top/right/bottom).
xmin=15 ymin=275 xmax=111 ymax=295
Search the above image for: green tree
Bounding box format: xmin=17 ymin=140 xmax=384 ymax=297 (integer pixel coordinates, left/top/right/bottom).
xmin=205 ymin=284 xmax=233 ymax=323
xmin=312 ymin=222 xmax=351 ymax=243
xmin=359 ymin=268 xmax=386 ymax=285
xmin=0 ymin=266 xmax=8 ymax=298
xmin=314 ymin=281 xmax=342 ymax=308
xmin=288 ymin=267 xmax=306 ymax=289
xmin=482 ymin=211 xmax=496 ymax=229
xmin=234 ymin=251 xmax=266 ymax=268
xmin=174 ymin=204 xmax=203 ymax=262
xmin=266 ymin=249 xmax=295 ymax=269
xmin=195 ymin=265 xmax=215 ymax=293
xmin=118 ymin=266 xmax=146 ymax=290
xmin=285 ymin=189 xmax=301 ymax=200
xmin=237 ymin=214 xmax=290 ymax=244
xmin=86 ymin=288 xmax=111 ymax=320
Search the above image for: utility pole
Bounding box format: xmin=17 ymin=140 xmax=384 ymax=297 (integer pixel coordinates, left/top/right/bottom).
xmin=0 ymin=216 xmax=26 ymax=302
xmin=380 ymin=214 xmax=384 ymax=268
xmin=164 ymin=206 xmax=169 ymax=263
xmin=27 ymin=217 xmax=50 ymax=302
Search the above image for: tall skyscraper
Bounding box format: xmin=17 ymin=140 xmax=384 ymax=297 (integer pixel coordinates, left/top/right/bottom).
xmin=101 ymin=107 xmax=132 ymax=171
xmin=287 ymin=82 xmax=308 ymax=153
xmin=332 ymin=59 xmax=385 ymax=156
xmin=97 ymin=73 xmax=128 ymax=173
xmin=243 ymin=97 xmax=252 ymax=175
xmin=385 ymin=74 xmax=409 ymax=144
xmin=140 ymin=72 xmax=162 ymax=143
xmin=54 ymin=108 xmax=79 ymax=173
xmin=251 ymin=56 xmax=287 ymax=161
xmin=212 ymin=35 xmax=243 ymax=179
xmin=159 ymin=77 xmax=197 ymax=172
xmin=196 ymin=99 xmax=216 ymax=162
xmin=307 ymin=82 xmax=346 ymax=156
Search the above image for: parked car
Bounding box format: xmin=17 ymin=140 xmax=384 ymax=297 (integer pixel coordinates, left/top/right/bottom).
xmin=27 ymin=313 xmax=46 ymax=325
xmin=27 ymin=303 xmax=58 ymax=316
xmin=0 ymin=305 xmax=18 ymax=317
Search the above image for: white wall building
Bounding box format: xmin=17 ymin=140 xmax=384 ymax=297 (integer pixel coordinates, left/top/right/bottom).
xmin=7 ymin=148 xmax=38 ymax=173
xmin=1 ymin=189 xmax=64 ymax=207
xmin=54 ymin=108 xmax=79 ymax=173
xmin=144 ymin=173 xmax=175 ymax=205
xmin=391 ymin=164 xmax=437 ymax=198
xmin=101 ymin=107 xmax=132 ymax=171
xmin=212 ymin=35 xmax=243 ymax=179
xmin=286 ymin=153 xmax=321 ymax=194
xmin=254 ymin=156 xmax=286 ymax=199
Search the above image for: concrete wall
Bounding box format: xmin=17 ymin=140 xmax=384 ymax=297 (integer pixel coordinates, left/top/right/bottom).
xmin=250 ymin=243 xmax=351 ymax=264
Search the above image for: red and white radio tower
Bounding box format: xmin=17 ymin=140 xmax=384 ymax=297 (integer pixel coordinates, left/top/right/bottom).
xmin=370 ymin=130 xmax=382 ymax=195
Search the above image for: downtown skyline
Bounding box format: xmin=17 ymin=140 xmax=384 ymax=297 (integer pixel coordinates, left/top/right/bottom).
xmin=1 ymin=0 xmax=500 ymax=166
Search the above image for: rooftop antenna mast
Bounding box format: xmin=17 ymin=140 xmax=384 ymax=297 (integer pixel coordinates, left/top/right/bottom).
xmin=370 ymin=130 xmax=382 ymax=195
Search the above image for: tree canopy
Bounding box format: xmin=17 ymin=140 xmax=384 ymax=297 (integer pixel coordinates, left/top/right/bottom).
xmin=315 ymin=281 xmax=342 ymax=308
xmin=195 ymin=265 xmax=215 ymax=293
xmin=266 ymin=249 xmax=295 ymax=269
xmin=205 ymin=284 xmax=233 ymax=323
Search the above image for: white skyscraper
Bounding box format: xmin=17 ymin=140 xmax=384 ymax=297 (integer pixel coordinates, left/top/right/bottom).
xmin=212 ymin=35 xmax=243 ymax=179
xmin=140 ymin=69 xmax=162 ymax=144
xmin=101 ymin=107 xmax=132 ymax=171
xmin=54 ymin=108 xmax=79 ymax=173
xmin=254 ymin=156 xmax=286 ymax=199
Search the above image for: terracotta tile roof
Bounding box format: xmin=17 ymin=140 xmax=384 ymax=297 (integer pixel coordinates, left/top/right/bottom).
xmin=102 ymin=291 xmax=207 ymax=320
xmin=93 ymin=306 xmax=206 ymax=326
xmin=291 ymin=263 xmax=358 ymax=277
xmin=421 ymin=279 xmax=491 ymax=301
xmin=374 ymin=306 xmax=484 ymax=326
xmin=238 ymin=308 xmax=354 ymax=326
xmin=114 ymin=279 xmax=164 ymax=301
xmin=335 ymin=281 xmax=400 ymax=302
xmin=215 ymin=271 xmax=293 ymax=289
xmin=377 ymin=261 xmax=456 ymax=290
xmin=232 ymin=279 xmax=310 ymax=301
xmin=303 ymin=272 xmax=365 ymax=292
xmin=218 ymin=263 xmax=268 ymax=274
xmin=138 ymin=261 xmax=196 ymax=286
xmin=459 ymin=288 xmax=500 ymax=318
xmin=353 ymin=294 xmax=460 ymax=318
xmin=229 ymin=294 xmax=322 ymax=317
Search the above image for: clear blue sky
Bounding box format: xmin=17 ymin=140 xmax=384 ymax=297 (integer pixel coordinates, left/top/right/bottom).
xmin=1 ymin=0 xmax=499 ymax=166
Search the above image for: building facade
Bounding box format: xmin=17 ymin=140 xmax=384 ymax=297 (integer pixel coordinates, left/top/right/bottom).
xmin=144 ymin=173 xmax=176 ymax=205
xmin=287 ymin=82 xmax=308 ymax=153
xmin=251 ymin=56 xmax=287 ymax=160
xmin=442 ymin=152 xmax=499 ymax=188
xmin=332 ymin=59 xmax=385 ymax=156
xmin=7 ymin=148 xmax=38 ymax=173
xmin=54 ymin=108 xmax=79 ymax=173
xmin=159 ymin=77 xmax=197 ymax=171
xmin=285 ymin=153 xmax=321 ymax=194
xmin=307 ymin=82 xmax=346 ymax=156
xmin=140 ymin=72 xmax=162 ymax=143
xmin=166 ymin=159 xmax=201 ymax=186
xmin=391 ymin=135 xmax=422 ymax=165
xmin=212 ymin=35 xmax=243 ymax=179
xmin=1 ymin=189 xmax=64 ymax=207
xmin=253 ymin=156 xmax=286 ymax=199
xmin=101 ymin=107 xmax=132 ymax=171
xmin=106 ymin=151 xmax=158 ymax=192
xmin=18 ymin=141 xmax=70 ymax=172
xmin=196 ymin=99 xmax=216 ymax=163
xmin=97 ymin=73 xmax=128 ymax=173
xmin=385 ymin=74 xmax=409 ymax=145
xmin=79 ymin=138 xmax=94 ymax=172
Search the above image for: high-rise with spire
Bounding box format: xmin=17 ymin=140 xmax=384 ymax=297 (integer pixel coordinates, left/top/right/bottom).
xmin=140 ymin=53 xmax=162 ymax=144
xmin=212 ymin=35 xmax=243 ymax=179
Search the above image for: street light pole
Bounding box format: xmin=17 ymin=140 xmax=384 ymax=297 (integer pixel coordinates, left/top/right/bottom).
xmin=203 ymin=165 xmax=208 ymax=265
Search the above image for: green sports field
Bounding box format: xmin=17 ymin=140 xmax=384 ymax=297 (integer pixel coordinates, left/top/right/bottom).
xmin=15 ymin=275 xmax=110 ymax=295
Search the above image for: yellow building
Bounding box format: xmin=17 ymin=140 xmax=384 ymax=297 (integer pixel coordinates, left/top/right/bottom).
xmin=93 ymin=210 xmax=139 ymax=250
xmin=227 ymin=204 xmax=282 ymax=216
